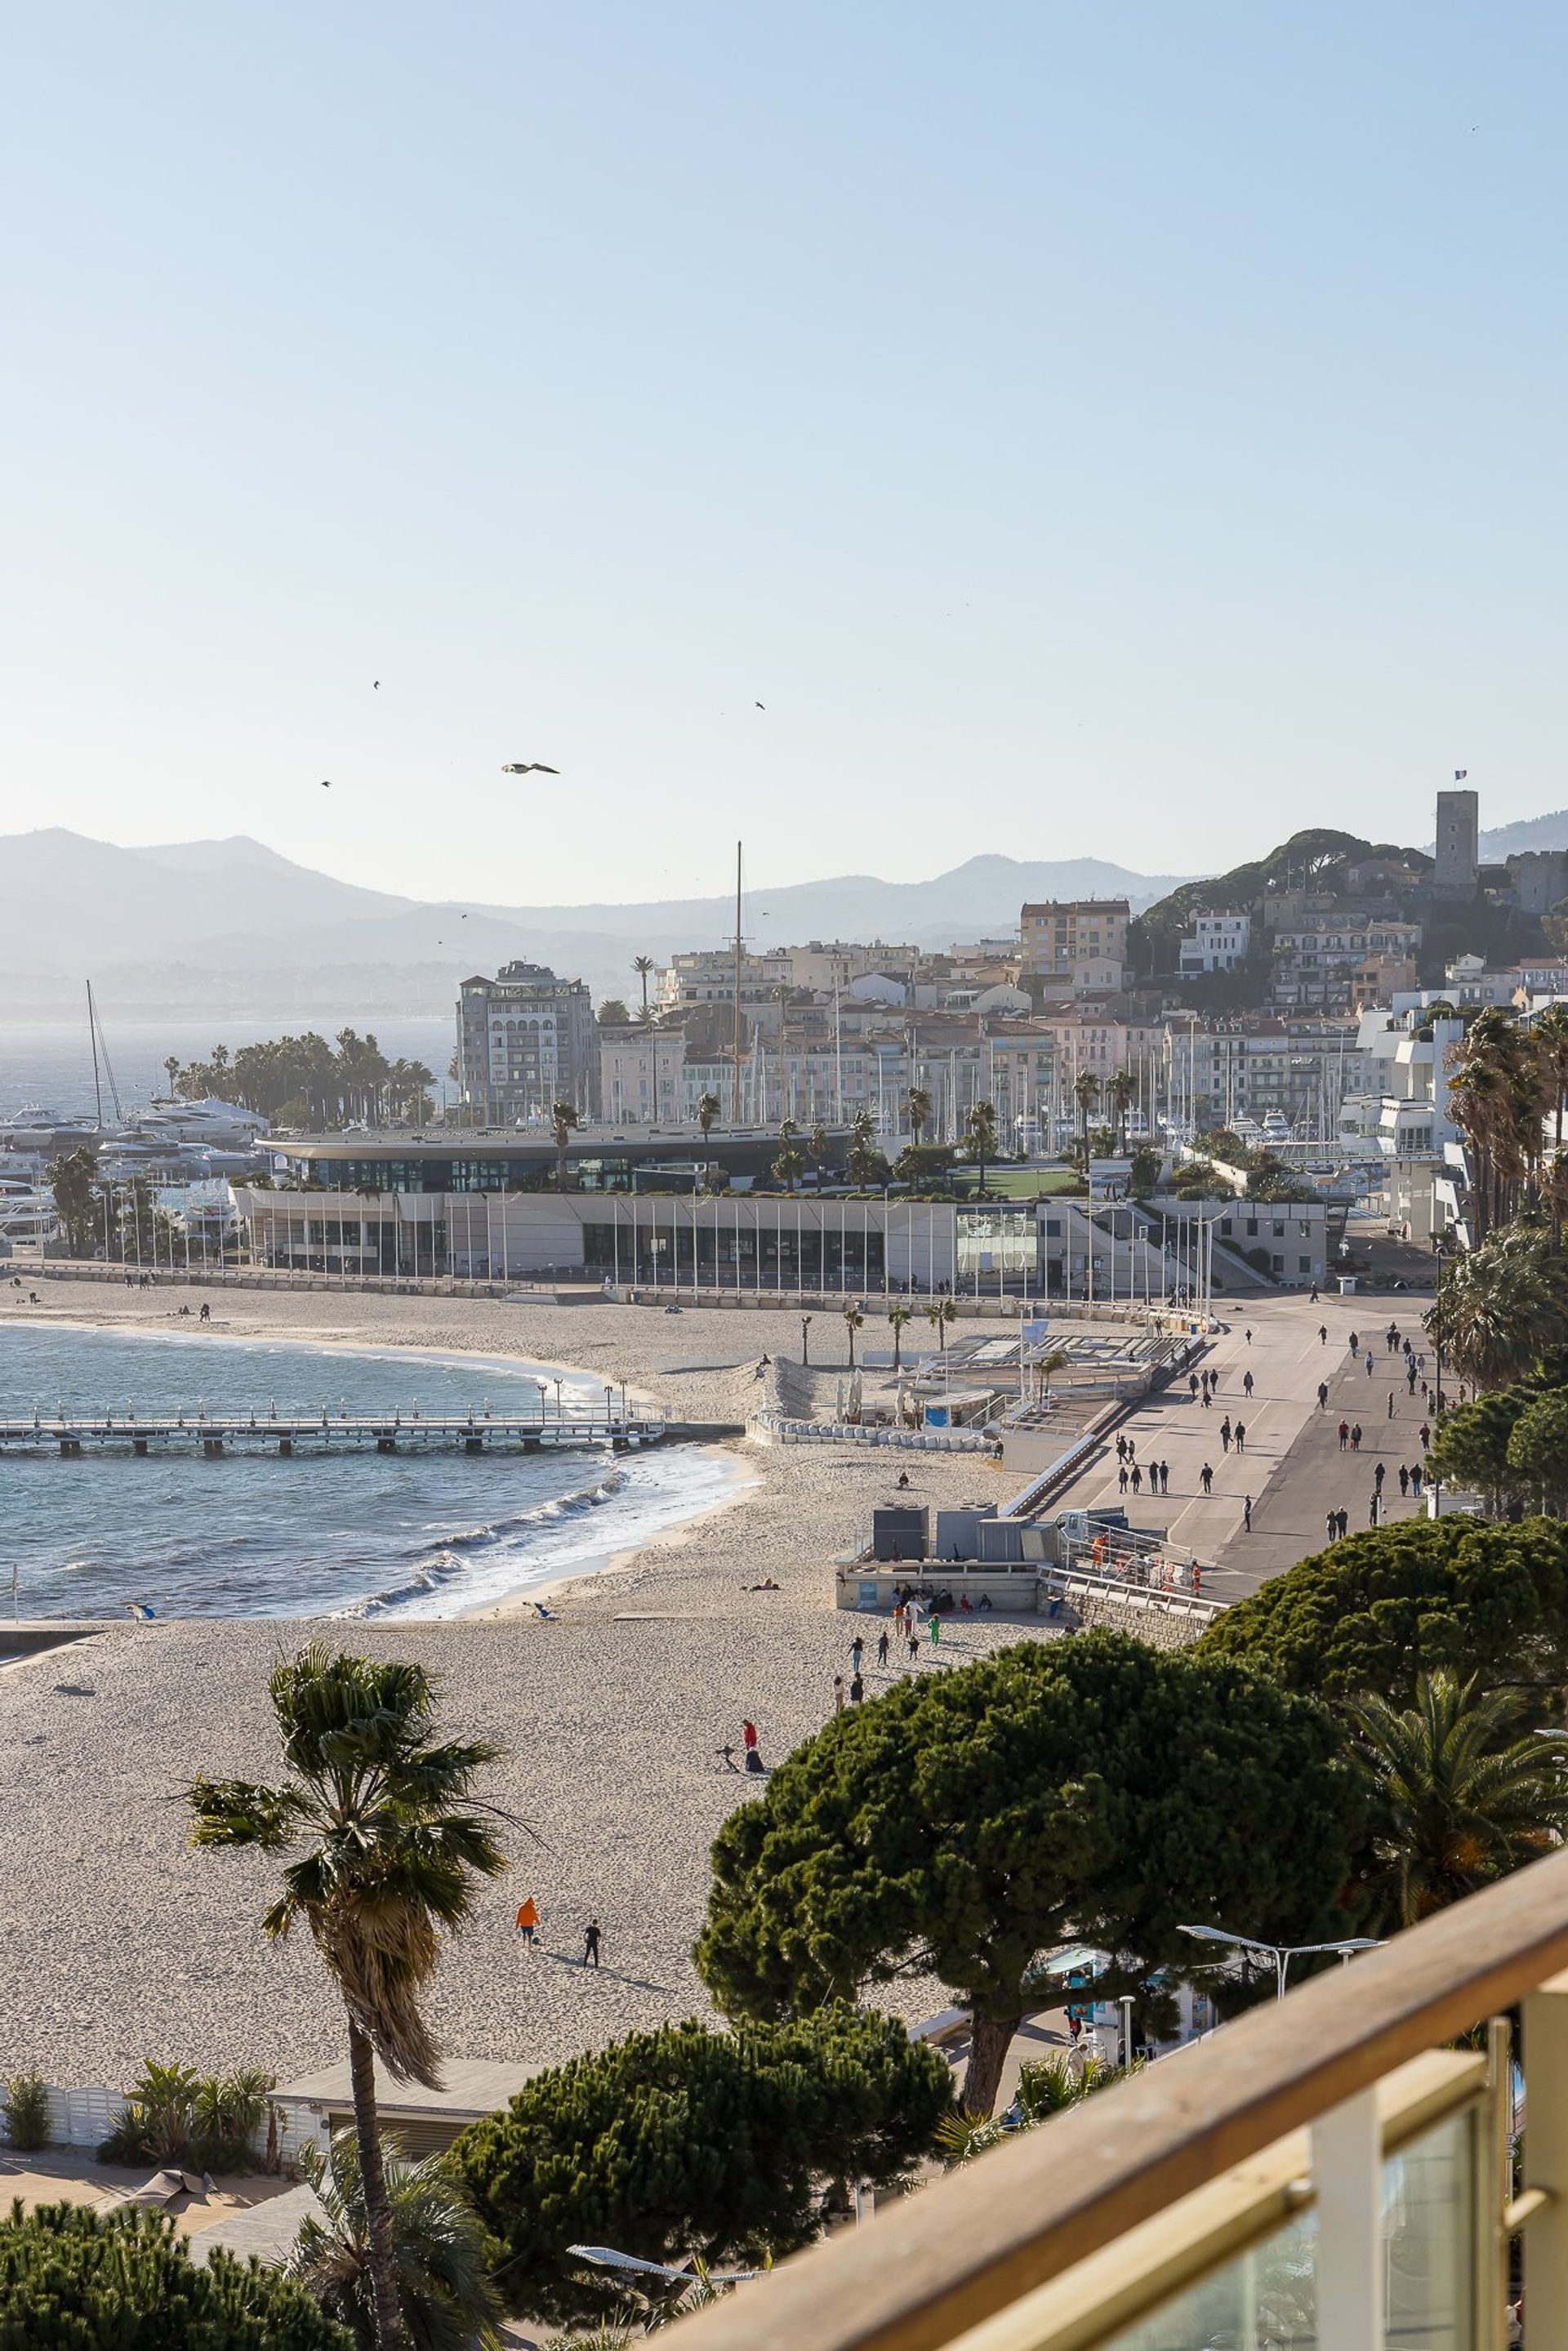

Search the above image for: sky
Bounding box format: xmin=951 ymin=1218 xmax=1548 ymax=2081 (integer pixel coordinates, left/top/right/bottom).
xmin=2 ymin=2 xmax=1565 ymax=906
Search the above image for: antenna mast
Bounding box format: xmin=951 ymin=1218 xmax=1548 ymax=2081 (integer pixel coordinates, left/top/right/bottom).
xmin=733 ymin=842 xmax=745 ymax=1124
xmin=87 ymin=982 xmax=103 ymax=1127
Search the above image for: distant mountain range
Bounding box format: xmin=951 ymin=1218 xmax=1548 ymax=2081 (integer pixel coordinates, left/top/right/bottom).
xmin=1479 ymin=811 xmax=1568 ymax=859
xmin=0 ymin=830 xmax=1193 ymax=1015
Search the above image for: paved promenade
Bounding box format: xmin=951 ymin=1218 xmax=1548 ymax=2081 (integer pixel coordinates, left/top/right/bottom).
xmin=1048 ymin=1290 xmax=1436 ymax=1602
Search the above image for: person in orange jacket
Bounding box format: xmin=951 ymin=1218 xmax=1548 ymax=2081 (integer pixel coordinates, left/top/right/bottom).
xmin=514 ymin=1896 xmax=541 ymax=1948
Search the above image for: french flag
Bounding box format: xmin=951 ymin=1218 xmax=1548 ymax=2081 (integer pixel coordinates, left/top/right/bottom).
xmin=1454 ymin=768 xmax=1468 ymax=779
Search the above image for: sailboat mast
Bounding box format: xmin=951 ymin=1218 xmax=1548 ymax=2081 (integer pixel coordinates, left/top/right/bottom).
xmin=732 ymin=841 xmax=744 ymax=1124
xmin=87 ymin=981 xmax=104 ymax=1128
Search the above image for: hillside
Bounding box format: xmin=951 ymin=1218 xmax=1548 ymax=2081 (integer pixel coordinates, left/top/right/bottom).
xmin=0 ymin=832 xmax=1193 ymax=1012
xmin=1478 ymin=811 xmax=1568 ymax=859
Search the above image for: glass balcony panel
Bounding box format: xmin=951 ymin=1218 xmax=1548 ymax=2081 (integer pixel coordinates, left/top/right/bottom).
xmin=1383 ymin=2108 xmax=1475 ymax=2351
xmin=1094 ymin=2206 xmax=1317 ymax=2350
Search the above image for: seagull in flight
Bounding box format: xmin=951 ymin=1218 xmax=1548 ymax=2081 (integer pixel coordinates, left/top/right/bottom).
xmin=755 ymin=701 xmax=765 ymax=710
xmin=501 ymin=761 xmax=560 ymax=775
xmin=373 ymin=679 xmax=380 ymax=690
xmin=320 ymin=780 xmax=332 ymax=789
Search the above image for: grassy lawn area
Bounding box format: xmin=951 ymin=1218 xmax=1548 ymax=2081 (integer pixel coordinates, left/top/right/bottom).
xmin=970 ymin=1167 xmax=1085 ymax=1199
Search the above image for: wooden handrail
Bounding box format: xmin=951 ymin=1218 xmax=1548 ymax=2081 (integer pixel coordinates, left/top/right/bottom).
xmin=668 ymin=1843 xmax=1568 ymax=2351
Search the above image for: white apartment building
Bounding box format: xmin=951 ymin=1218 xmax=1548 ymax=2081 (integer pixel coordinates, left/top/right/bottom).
xmin=1178 ymin=913 xmax=1252 ymax=974
xmin=456 ymin=963 xmax=596 ymax=1122
xmin=597 ymin=1022 xmax=687 ymax=1128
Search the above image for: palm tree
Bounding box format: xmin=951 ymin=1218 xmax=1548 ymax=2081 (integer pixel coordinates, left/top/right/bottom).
xmin=697 ymin=1090 xmax=721 ymax=1141
xmin=1349 ymin=1669 xmax=1568 ymax=1929
xmin=1535 ymin=1006 xmax=1568 ymax=1248
xmin=47 ymin=1145 xmax=99 ymax=1257
xmin=888 ymin=1305 xmax=913 ymax=1370
xmin=1425 ymin=1217 xmax=1568 ymax=1389
xmin=163 ymin=1054 xmax=181 ymax=1100
xmin=185 ymin=1648 xmax=506 ymax=2351
xmin=964 ymin=1100 xmax=998 ymax=1196
xmin=550 ymin=1101 xmax=580 ymax=1192
xmin=938 ymin=2051 xmax=1124 ymax=2166
xmin=1071 ymin=1071 xmax=1101 ymax=1164
xmin=808 ymin=1123 xmax=831 ymax=1179
xmin=925 ymin=1298 xmax=957 ymax=1353
xmin=846 ymin=1108 xmax=881 ymax=1190
xmin=843 ymin=1304 xmax=864 ymax=1367
xmin=1447 ymin=1009 xmax=1539 ymax=1238
xmin=905 ymin=1087 xmax=933 ymax=1147
xmin=632 ymin=956 xmax=656 ymax=1018
xmin=288 ymin=2133 xmax=504 ymax=2350
xmin=772 ymin=1115 xmax=805 ymax=1195
xmin=1106 ymin=1071 xmax=1137 ymax=1155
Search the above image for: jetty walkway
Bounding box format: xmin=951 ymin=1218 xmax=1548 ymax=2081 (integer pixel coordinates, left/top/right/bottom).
xmin=0 ymin=1402 xmax=670 ymax=1458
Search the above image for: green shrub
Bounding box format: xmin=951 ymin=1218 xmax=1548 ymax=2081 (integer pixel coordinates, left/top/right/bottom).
xmin=100 ymin=2060 xmax=274 ymax=2173
xmin=0 ymin=2200 xmax=350 ymax=2348
xmin=1 ymin=2074 xmax=49 ymax=2152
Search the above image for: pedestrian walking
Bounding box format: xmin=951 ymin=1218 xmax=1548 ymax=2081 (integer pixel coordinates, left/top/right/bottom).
xmin=833 ymin=1675 xmax=845 ymax=1713
xmin=1387 ymin=1391 xmax=1396 ymax=1419
xmin=1386 ymin=1323 xmax=1400 ymax=1355
xmin=1220 ymin=1417 xmax=1232 ymax=1453
xmin=1339 ymin=1419 xmax=1349 ymax=1449
xmin=1374 ymin=1461 xmax=1386 ymax=1490
xmin=1325 ymin=1510 xmax=1337 ymax=1543
xmin=1244 ymin=1370 xmax=1254 ymax=1397
xmin=1398 ymin=1465 xmax=1410 ymax=1496
xmin=1243 ymin=1494 xmax=1252 ymax=1531
xmin=1410 ymin=1463 xmax=1423 ymax=1497
xmin=1348 ymin=1330 xmax=1360 ymax=1355
xmin=1365 ymin=1351 xmax=1375 ymax=1377
xmin=930 ymin=1614 xmax=941 ymax=1646
xmin=850 ymin=1672 xmax=864 ymax=1703
xmin=581 ymin=1918 xmax=601 ymax=1968
xmin=514 ymin=1897 xmax=541 ymax=1948
xmin=1407 ymin=1365 xmax=1417 ymax=1393
xmin=1419 ymin=1422 xmax=1431 ymax=1449
xmin=1319 ymin=1323 xmax=1329 ymax=1343
xmin=1336 ymin=1508 xmax=1349 ymax=1539
xmin=876 ymin=1627 xmax=889 ymax=1666
xmin=850 ymin=1635 xmax=864 ymax=1674
xmin=1234 ymin=1420 xmax=1246 ymax=1454
xmin=1317 ymin=1382 xmax=1329 ymax=1409
xmin=1116 ymin=1434 xmax=1128 ymax=1462
xmin=1351 ymin=1423 xmax=1362 ymax=1450
xmin=1245 ymin=1328 xmax=1253 ymax=1345
xmin=1200 ymin=1462 xmax=1214 ymax=1494
xmin=1188 ymin=1373 xmax=1200 ymax=1400
xmin=1159 ymin=1459 xmax=1169 ymax=1493
xmin=1311 ymin=1285 xmax=1321 ymax=1304
xmin=1130 ymin=1463 xmax=1143 ymax=1493
xmin=908 ymin=1634 xmax=920 ymax=1662
xmin=742 ymin=1718 xmax=759 ymax=1761
xmin=1119 ymin=1463 xmax=1129 ymax=1492
xmin=1202 ymin=1385 xmax=1213 ymax=1409
xmin=1369 ymin=1493 xmax=1381 ymax=1528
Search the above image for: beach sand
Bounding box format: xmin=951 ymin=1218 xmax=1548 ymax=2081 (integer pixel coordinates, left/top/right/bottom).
xmin=2 ymin=1280 xmax=1036 ymax=2083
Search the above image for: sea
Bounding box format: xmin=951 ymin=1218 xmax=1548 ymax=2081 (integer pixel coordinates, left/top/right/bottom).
xmin=0 ymin=1015 xmax=456 ymax=1118
xmin=0 ymin=1322 xmax=736 ymax=1623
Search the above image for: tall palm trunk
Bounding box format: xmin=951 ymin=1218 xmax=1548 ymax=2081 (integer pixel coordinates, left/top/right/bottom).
xmin=348 ymin=2019 xmax=408 ymax=2349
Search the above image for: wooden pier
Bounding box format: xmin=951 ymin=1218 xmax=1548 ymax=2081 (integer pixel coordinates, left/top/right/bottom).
xmin=0 ymin=1405 xmax=666 ymax=1459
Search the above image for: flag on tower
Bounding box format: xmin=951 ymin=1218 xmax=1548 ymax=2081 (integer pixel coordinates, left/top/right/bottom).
xmin=1454 ymin=768 xmax=1468 ymax=779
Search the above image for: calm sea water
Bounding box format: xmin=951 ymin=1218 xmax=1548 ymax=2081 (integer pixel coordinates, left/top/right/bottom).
xmin=0 ymin=1016 xmax=454 ymax=1117
xmin=0 ymin=1324 xmax=733 ymax=1622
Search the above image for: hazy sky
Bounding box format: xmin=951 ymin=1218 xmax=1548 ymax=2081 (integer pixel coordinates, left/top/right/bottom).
xmin=3 ymin=4 xmax=1564 ymax=906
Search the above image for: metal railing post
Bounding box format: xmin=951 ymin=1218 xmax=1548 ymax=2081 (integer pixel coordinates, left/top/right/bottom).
xmin=1312 ymin=2086 xmax=1383 ymax=2351
xmin=1523 ymin=1969 xmax=1568 ymax=2344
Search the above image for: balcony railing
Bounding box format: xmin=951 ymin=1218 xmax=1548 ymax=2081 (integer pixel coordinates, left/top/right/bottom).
xmin=667 ymin=1844 xmax=1568 ymax=2351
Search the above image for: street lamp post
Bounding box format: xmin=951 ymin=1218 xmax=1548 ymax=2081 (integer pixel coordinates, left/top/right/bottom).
xmin=1178 ymin=1922 xmax=1383 ymax=2001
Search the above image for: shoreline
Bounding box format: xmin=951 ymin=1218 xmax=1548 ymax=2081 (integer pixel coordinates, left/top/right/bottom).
xmin=4 ymin=1280 xmax=1001 ymax=1622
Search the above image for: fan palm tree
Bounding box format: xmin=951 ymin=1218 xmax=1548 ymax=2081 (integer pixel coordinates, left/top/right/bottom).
xmin=288 ymin=2132 xmax=504 ymax=2351
xmin=185 ymin=1649 xmax=507 ymax=2351
xmin=846 ymin=1107 xmax=881 ymax=1189
xmin=905 ymin=1087 xmax=933 ymax=1147
xmin=1071 ymin=1071 xmax=1101 ymax=1164
xmin=772 ymin=1118 xmax=804 ymax=1196
xmin=1349 ymin=1669 xmax=1568 ymax=1929
xmin=925 ymin=1298 xmax=957 ymax=1353
xmin=1425 ymin=1217 xmax=1568 ymax=1389
xmin=163 ymin=1053 xmax=181 ymax=1100
xmin=808 ymin=1123 xmax=831 ymax=1178
xmin=843 ymin=1304 xmax=864 ymax=1367
xmin=632 ymin=956 xmax=657 ymax=1018
xmin=551 ymin=1101 xmax=580 ymax=1192
xmin=1535 ymin=1005 xmax=1568 ymax=1249
xmin=964 ymin=1100 xmax=999 ymax=1196
xmin=47 ymin=1145 xmax=99 ymax=1257
xmin=1105 ymin=1071 xmax=1137 ymax=1154
xmin=887 ymin=1305 xmax=913 ymax=1370
xmin=1447 ymin=1009 xmax=1539 ymax=1237
xmin=697 ymin=1090 xmax=721 ymax=1141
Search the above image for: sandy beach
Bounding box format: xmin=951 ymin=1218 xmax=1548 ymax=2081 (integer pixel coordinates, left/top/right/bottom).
xmin=1 ymin=1279 xmax=1036 ymax=2085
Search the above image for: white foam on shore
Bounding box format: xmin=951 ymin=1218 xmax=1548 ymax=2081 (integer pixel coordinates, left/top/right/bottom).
xmin=351 ymin=1444 xmax=746 ymax=1619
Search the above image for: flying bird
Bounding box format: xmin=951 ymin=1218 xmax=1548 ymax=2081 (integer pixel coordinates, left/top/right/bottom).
xmin=372 ymin=679 xmax=380 ymax=690
xmin=755 ymin=701 xmax=765 ymax=710
xmin=501 ymin=761 xmax=559 ymax=775
xmin=320 ymin=780 xmax=332 ymax=789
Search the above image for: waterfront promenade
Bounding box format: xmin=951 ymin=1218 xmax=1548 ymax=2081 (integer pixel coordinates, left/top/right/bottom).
xmin=1045 ymin=1289 xmax=1431 ymax=1598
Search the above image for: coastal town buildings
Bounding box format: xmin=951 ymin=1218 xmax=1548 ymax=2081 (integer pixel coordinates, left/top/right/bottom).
xmin=1177 ymin=912 xmax=1251 ymax=973
xmin=1018 ymin=899 xmax=1129 ymax=995
xmin=456 ymin=963 xmax=596 ymax=1124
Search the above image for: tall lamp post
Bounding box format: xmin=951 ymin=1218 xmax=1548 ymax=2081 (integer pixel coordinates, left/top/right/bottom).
xmin=1178 ymin=1922 xmax=1383 ymax=2001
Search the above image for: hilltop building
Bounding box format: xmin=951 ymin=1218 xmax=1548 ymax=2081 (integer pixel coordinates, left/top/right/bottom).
xmin=1432 ymin=786 xmax=1480 ymax=897
xmin=1177 ymin=913 xmax=1251 ymax=975
xmin=1018 ymin=900 xmax=1129 ymax=996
